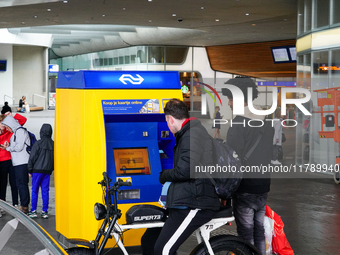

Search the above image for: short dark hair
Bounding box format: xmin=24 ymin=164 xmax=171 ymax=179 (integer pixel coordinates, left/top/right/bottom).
xmin=222 ymin=76 xmax=258 ymax=103
xmin=164 ymin=99 xmax=189 ymax=120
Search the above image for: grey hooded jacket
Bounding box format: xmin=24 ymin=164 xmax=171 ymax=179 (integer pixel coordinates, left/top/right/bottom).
xmin=2 ymin=115 xmax=30 ymax=166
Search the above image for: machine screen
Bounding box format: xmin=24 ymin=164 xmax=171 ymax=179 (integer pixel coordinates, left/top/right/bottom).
xmin=113 ymin=148 xmax=151 ymax=176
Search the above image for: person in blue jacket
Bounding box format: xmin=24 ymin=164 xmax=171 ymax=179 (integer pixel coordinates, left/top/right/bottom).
xmin=27 ymin=124 xmax=54 ymax=219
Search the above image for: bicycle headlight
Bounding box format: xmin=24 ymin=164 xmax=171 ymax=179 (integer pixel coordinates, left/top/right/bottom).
xmin=94 ymin=203 xmax=107 ymax=221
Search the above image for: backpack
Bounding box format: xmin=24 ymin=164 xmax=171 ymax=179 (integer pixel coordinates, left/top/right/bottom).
xmin=14 ymin=127 xmax=37 ymax=154
xmin=209 ymin=139 xmax=242 ymax=199
xmin=207 ymin=123 xmax=269 ymax=199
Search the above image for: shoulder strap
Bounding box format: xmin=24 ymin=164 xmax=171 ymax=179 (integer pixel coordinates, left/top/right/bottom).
xmin=14 ymin=127 xmax=27 ymax=142
xmin=243 ymin=122 xmax=268 ymax=163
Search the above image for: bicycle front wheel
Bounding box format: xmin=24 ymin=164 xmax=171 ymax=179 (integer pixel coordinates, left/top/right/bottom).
xmin=191 ymin=236 xmax=254 ymax=255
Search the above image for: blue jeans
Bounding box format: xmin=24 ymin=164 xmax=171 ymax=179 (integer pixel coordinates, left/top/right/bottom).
xmin=31 ymin=173 xmax=50 ymax=212
xmin=233 ymin=193 xmax=268 ymax=255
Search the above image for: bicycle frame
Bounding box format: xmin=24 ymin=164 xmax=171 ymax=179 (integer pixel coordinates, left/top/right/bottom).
xmin=90 ymin=173 xmax=259 ymax=255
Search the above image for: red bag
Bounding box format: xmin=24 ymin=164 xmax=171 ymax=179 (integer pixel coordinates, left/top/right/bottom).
xmin=265 ymin=205 xmax=294 ymax=255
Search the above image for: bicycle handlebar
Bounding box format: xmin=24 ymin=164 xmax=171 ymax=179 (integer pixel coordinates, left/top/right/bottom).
xmin=98 ymin=172 xmax=132 ymax=190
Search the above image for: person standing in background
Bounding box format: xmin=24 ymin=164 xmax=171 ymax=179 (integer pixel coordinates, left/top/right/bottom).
xmin=271 ymin=109 xmax=283 ymax=165
xmin=1 ymin=102 xmax=12 ymax=114
xmin=0 ymin=112 xmax=27 ymax=217
xmin=28 ymin=124 xmax=54 ymax=219
xmin=212 ymin=106 xmax=223 ymax=139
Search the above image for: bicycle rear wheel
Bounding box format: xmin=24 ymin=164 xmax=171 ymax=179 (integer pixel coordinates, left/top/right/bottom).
xmin=191 ymin=236 xmax=254 ymax=255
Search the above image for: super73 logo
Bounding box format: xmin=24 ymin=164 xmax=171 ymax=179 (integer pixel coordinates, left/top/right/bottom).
xmin=119 ymin=74 xmax=144 ymax=85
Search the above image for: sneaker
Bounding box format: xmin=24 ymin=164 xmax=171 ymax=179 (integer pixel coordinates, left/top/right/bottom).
xmin=271 ymin=160 xmax=282 ymax=165
xmin=28 ymin=210 xmax=37 ymax=218
xmin=21 ymin=206 xmax=29 ymax=214
xmin=41 ymin=211 xmax=48 ymax=219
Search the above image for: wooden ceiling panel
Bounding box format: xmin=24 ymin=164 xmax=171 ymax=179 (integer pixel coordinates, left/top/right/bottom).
xmin=206 ymin=40 xmax=296 ymax=78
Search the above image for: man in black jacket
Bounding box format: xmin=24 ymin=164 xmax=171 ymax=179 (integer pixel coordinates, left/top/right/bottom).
xmin=27 ymin=124 xmax=54 ymax=219
xmin=153 ymin=99 xmax=220 ymax=255
xmin=222 ymin=77 xmax=274 ymax=255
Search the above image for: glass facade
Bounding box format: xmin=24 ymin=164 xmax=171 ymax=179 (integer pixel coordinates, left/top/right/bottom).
xmin=50 ymin=46 xmax=188 ymax=71
xmin=297 ymin=0 xmax=340 ymax=168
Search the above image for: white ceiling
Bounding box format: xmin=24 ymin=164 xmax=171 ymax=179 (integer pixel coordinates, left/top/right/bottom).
xmin=0 ymin=0 xmax=298 ymax=57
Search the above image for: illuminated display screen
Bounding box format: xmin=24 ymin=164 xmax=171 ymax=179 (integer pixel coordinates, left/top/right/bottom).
xmin=113 ymin=148 xmax=151 ymax=176
xmin=270 ymin=46 xmax=296 ymax=64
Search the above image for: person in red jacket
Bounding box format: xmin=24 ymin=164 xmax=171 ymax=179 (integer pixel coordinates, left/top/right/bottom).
xmin=0 ymin=112 xmax=27 ymax=216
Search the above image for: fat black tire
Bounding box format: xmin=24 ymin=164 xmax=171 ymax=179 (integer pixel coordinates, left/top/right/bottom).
xmin=191 ymin=236 xmax=253 ymax=255
xmin=66 ymin=247 xmax=95 ymax=255
xmin=334 ymin=172 xmax=340 ymax=184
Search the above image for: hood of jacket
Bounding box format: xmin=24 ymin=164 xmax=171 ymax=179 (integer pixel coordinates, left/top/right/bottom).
xmin=2 ymin=115 xmax=21 ymax=132
xmin=40 ymin=124 xmax=52 ymax=138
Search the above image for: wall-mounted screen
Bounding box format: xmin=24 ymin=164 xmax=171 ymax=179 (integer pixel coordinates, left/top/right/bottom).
xmin=0 ymin=60 xmax=7 ymax=71
xmin=113 ymin=148 xmax=151 ymax=176
xmin=270 ymin=46 xmax=296 ymax=63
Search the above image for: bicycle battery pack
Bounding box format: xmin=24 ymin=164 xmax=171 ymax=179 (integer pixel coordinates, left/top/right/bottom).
xmin=126 ymin=205 xmax=167 ymax=224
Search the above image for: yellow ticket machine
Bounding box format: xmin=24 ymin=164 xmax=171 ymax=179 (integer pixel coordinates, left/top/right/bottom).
xmin=55 ymin=71 xmax=183 ymax=248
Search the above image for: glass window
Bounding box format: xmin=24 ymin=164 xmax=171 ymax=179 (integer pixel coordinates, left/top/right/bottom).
xmin=119 ymin=56 xmax=124 ymax=65
xmin=333 ymin=0 xmax=340 ymax=24
xmin=305 ymin=0 xmax=312 ymax=32
xmin=148 ymin=46 xmax=164 ymax=63
xmin=166 ymin=47 xmax=188 ymax=64
xmin=314 ymin=0 xmax=330 ymax=29
xmin=125 ymin=56 xmax=130 ymax=64
xmin=113 ymin=57 xmax=118 ymax=65
xmin=297 ymin=0 xmax=304 ymax=35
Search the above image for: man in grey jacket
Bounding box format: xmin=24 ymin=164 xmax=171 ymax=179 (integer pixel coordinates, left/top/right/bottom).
xmin=1 ymin=115 xmax=30 ymax=214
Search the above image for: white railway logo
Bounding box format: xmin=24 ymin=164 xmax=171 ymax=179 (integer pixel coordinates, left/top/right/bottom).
xmin=119 ymin=74 xmax=144 ymax=85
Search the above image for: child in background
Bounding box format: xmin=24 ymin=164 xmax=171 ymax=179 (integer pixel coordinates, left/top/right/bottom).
xmin=212 ymin=106 xmax=223 ymax=139
xmin=27 ymin=124 xmax=54 ymax=219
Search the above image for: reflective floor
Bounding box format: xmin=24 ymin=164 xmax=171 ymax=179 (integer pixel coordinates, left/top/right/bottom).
xmin=0 ymin=111 xmax=339 ymax=254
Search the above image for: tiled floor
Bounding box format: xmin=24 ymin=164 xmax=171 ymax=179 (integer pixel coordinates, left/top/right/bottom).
xmin=1 ymin=110 xmax=340 ymax=254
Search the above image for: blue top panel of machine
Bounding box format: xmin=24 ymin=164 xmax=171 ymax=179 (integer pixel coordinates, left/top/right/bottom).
xmin=56 ymin=70 xmax=181 ymax=89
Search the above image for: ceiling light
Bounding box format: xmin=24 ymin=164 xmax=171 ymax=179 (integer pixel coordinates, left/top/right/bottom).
xmin=252 ymin=24 xmax=256 ymax=26
xmin=34 ymin=15 xmax=38 ymax=18
xmin=245 ymin=13 xmax=249 ymax=16
xmin=149 ymin=20 xmax=152 ymax=22
xmin=284 ymin=19 xmax=287 ymax=21
xmin=148 ymin=0 xmax=152 ymax=1
xmin=47 ymin=9 xmax=51 ymax=11
xmin=172 ymin=14 xmax=176 ymax=16
xmin=201 ymin=7 xmax=205 ymax=9
xmin=21 ymin=22 xmax=25 ymax=24
xmin=63 ymin=1 xmax=68 ymax=3
xmin=123 ymin=8 xmax=126 ymax=10
xmin=102 ymin=14 xmax=106 ymax=17
xmin=215 ymin=19 xmax=219 ymax=22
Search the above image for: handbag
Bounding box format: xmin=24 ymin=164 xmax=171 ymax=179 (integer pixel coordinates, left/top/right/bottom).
xmin=303 ymin=145 xmax=309 ymax=160
xmin=281 ymin=133 xmax=286 ymax=143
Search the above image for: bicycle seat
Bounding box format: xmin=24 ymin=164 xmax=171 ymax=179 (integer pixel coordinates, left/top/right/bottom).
xmin=212 ymin=205 xmax=233 ymax=219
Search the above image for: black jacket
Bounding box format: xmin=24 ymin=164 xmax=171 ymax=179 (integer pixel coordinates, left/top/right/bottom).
xmin=28 ymin=124 xmax=54 ymax=175
xmin=159 ymin=119 xmax=220 ymax=210
xmin=226 ymin=115 xmax=274 ymax=194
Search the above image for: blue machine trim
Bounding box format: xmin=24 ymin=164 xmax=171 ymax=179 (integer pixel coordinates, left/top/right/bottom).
xmin=56 ymin=70 xmax=181 ymax=89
